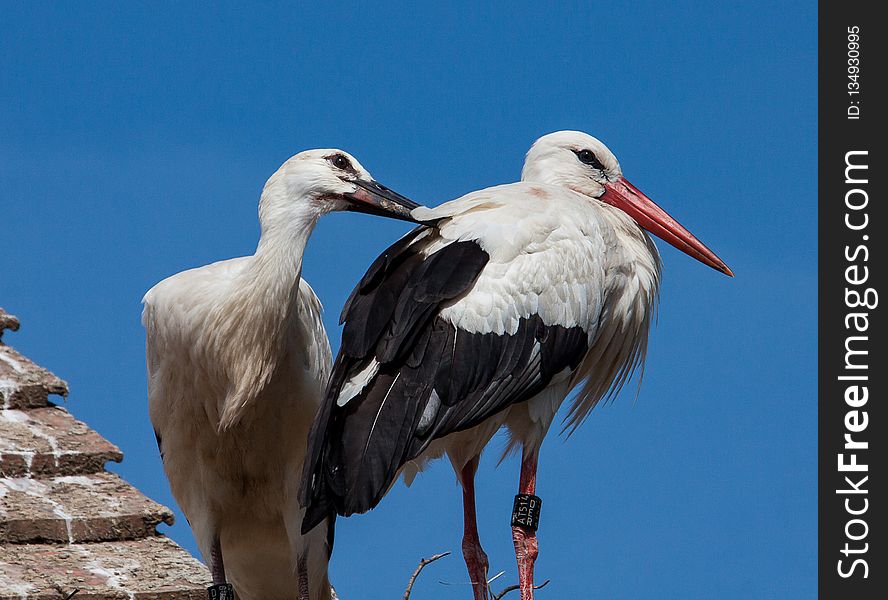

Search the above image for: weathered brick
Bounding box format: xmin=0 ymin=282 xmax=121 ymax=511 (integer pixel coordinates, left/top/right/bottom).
xmin=0 ymin=406 xmax=123 ymax=477
xmin=0 ymin=346 xmax=68 ymax=410
xmin=0 ymin=537 xmax=209 ymax=599
xmin=0 ymin=309 xmax=207 ymax=599
xmin=0 ymin=472 xmax=174 ymax=544
xmin=0 ymin=309 xmax=19 ymax=337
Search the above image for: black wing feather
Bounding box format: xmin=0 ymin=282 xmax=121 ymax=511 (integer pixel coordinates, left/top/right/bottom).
xmin=340 ymin=226 xmax=428 ymax=356
xmin=301 ymin=233 xmax=589 ymax=533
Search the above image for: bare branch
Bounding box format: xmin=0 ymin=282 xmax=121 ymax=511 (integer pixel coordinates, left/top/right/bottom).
xmin=493 ymin=579 xmax=551 ymax=600
xmin=403 ymin=551 xmax=452 ymax=600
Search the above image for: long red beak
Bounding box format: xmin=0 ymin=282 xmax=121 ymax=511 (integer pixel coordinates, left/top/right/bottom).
xmin=602 ymin=177 xmax=733 ymax=277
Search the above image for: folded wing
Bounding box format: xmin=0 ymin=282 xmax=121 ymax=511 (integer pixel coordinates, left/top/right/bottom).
xmin=301 ymin=215 xmax=594 ymax=532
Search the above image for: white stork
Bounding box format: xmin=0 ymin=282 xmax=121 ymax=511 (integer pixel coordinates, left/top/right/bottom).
xmin=142 ymin=149 xmax=419 ymax=600
xmin=300 ymin=131 xmax=732 ymax=599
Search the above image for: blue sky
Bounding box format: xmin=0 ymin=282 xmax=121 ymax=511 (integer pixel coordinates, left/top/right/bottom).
xmin=1 ymin=2 xmax=816 ymax=598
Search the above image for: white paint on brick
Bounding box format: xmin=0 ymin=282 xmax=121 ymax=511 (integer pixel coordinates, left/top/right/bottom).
xmin=85 ymin=555 xmax=139 ymax=600
xmin=0 ymin=379 xmax=19 ymax=409
xmin=54 ymin=475 xmax=101 ymax=486
xmin=0 ymin=409 xmax=63 ymax=469
xmin=0 ymin=476 xmax=74 ymax=541
xmin=0 ymin=574 xmax=34 ymax=600
xmin=0 ymin=350 xmax=26 ymax=372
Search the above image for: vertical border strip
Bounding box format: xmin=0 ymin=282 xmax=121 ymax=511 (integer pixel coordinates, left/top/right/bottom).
xmin=819 ymin=2 xmax=884 ymax=596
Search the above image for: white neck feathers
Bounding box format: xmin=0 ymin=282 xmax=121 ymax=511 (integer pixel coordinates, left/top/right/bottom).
xmin=215 ymin=187 xmax=320 ymax=430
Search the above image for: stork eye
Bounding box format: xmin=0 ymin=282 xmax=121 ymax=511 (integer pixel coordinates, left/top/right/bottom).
xmin=575 ymin=149 xmax=604 ymax=170
xmin=330 ymin=154 xmax=352 ymax=170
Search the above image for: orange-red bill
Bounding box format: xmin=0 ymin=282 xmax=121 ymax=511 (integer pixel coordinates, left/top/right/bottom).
xmin=602 ymin=177 xmax=733 ymax=277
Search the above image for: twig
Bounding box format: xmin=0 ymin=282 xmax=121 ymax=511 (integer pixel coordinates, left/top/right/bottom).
xmin=487 ymin=571 xmax=506 ymax=585
xmin=437 ymin=570 xmax=504 ymax=588
xmin=403 ymin=551 xmax=451 ymax=600
xmin=493 ymin=579 xmax=550 ymax=600
xmin=63 ymin=591 xmax=80 ymax=600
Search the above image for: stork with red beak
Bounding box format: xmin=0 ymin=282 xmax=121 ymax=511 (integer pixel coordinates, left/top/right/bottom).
xmin=301 ymin=131 xmax=731 ymax=599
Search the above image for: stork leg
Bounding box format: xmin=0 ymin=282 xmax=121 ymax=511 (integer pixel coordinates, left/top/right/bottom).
xmin=511 ymin=449 xmax=540 ymax=600
xmin=459 ymin=456 xmax=490 ymax=600
xmin=211 ymin=536 xmax=226 ymax=584
xmin=207 ymin=536 xmax=234 ymax=599
xmin=296 ymin=553 xmax=310 ymax=600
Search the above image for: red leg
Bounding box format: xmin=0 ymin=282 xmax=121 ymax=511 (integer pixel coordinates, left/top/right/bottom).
xmin=511 ymin=450 xmax=540 ymax=600
xmin=460 ymin=457 xmax=490 ymax=600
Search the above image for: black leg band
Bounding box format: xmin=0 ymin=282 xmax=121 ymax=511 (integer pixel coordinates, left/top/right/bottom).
xmin=511 ymin=493 xmax=542 ymax=531
xmin=208 ymin=583 xmax=234 ymax=600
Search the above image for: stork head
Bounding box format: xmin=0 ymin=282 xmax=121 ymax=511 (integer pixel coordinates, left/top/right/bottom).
xmin=522 ymin=130 xmax=622 ymax=194
xmin=523 ymin=130 xmax=732 ymax=277
xmin=259 ymin=149 xmax=420 ymax=229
